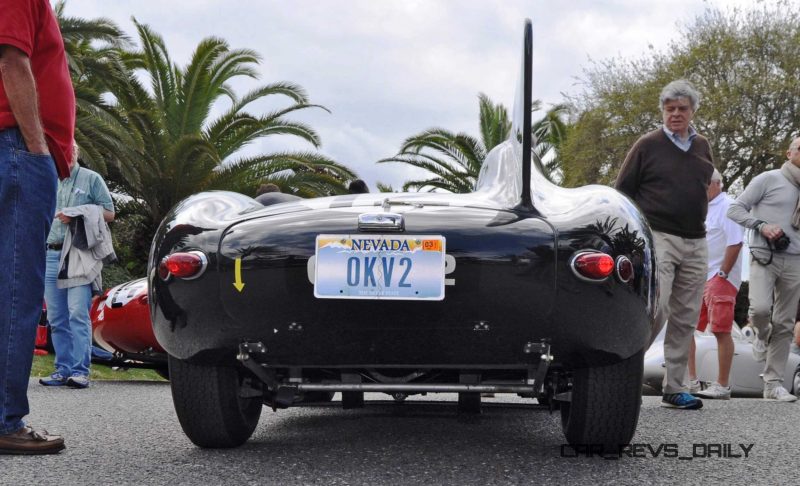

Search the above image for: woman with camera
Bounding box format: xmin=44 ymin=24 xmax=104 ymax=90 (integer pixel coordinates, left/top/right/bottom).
xmin=728 ymin=136 xmax=800 ymax=402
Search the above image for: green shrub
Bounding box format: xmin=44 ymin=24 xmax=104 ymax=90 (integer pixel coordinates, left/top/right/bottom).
xmin=101 ymin=263 xmax=137 ymax=290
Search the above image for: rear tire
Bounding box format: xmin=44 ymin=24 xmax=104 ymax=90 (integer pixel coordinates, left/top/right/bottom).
xmin=168 ymin=355 xmax=262 ymax=448
xmin=560 ymin=350 xmax=643 ymax=452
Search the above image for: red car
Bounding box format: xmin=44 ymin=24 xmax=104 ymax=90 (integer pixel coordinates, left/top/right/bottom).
xmin=37 ymin=277 xmax=167 ymax=378
xmin=90 ymin=278 xmax=167 ymax=377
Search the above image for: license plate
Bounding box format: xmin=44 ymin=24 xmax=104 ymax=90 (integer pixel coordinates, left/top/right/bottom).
xmin=314 ymin=234 xmax=445 ymax=300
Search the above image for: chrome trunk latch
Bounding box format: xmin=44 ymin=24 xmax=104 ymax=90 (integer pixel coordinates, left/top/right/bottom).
xmin=358 ymin=212 xmax=404 ymax=232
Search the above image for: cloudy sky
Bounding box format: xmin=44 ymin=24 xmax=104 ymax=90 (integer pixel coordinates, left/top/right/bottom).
xmin=65 ymin=0 xmax=752 ymax=191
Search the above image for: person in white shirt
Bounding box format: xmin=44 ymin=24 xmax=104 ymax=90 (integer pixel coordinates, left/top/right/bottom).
xmin=687 ymin=169 xmax=743 ymax=399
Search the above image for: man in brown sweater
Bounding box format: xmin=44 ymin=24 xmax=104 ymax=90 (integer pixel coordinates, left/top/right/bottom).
xmin=615 ymin=79 xmax=715 ymax=410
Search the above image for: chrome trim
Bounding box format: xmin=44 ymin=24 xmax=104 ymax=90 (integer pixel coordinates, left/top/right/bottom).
xmin=157 ymin=257 xmax=172 ymax=282
xmin=615 ymin=255 xmax=634 ymax=283
xmin=357 ymin=212 xmax=404 ymax=232
xmin=182 ymin=250 xmax=208 ymax=280
xmin=568 ymin=250 xmax=611 ymax=283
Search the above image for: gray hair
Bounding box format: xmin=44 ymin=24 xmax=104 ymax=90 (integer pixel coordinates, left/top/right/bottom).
xmin=659 ymin=79 xmax=700 ymax=111
xmin=711 ymin=168 xmax=722 ymax=182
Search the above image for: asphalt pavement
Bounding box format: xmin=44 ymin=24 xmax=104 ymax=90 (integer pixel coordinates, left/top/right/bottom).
xmin=1 ymin=380 xmax=797 ymax=485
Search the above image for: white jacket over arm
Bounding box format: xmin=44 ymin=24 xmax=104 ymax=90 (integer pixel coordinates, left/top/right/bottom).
xmin=57 ymin=204 xmax=116 ymax=290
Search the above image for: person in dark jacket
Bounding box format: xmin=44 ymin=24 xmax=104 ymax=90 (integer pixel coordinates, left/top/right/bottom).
xmin=615 ymin=79 xmax=715 ymax=410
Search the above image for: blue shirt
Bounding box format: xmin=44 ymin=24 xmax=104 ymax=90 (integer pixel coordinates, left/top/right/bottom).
xmin=47 ymin=166 xmax=114 ymax=245
xmin=662 ymin=125 xmax=697 ymax=152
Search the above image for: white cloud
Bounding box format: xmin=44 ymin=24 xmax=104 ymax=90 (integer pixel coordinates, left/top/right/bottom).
xmin=62 ymin=0 xmax=760 ymax=190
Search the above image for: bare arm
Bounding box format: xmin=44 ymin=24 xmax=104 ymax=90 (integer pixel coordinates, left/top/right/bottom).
xmin=0 ymin=45 xmax=48 ymax=154
xmin=719 ymin=243 xmax=742 ymax=275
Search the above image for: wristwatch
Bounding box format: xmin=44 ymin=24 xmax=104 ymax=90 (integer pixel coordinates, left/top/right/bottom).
xmin=717 ymin=270 xmax=728 ymax=279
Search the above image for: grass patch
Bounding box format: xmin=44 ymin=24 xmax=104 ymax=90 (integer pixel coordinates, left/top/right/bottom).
xmin=31 ymin=353 xmax=166 ymax=381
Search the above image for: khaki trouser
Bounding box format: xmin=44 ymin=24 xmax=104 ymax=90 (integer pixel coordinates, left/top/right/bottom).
xmin=748 ymin=253 xmax=800 ymax=385
xmin=653 ymin=231 xmax=708 ymax=394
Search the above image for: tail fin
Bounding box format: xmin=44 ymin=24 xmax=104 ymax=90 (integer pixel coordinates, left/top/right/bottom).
xmin=513 ymin=19 xmax=534 ymax=211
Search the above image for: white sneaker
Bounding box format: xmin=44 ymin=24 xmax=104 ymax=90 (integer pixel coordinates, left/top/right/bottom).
xmin=66 ymin=374 xmax=90 ymax=389
xmin=688 ymin=379 xmax=702 ymax=394
xmin=695 ymin=382 xmax=731 ymax=400
xmin=752 ymin=338 xmax=767 ymax=362
xmin=763 ymin=386 xmax=797 ymax=402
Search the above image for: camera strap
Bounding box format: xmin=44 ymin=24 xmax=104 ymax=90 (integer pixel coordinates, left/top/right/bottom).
xmin=749 ymin=244 xmax=774 ymax=266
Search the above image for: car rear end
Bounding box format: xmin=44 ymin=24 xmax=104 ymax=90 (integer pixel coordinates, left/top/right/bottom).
xmin=154 ymin=194 xmax=559 ymax=371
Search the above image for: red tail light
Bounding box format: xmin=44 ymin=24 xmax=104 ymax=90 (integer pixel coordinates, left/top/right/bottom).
xmin=159 ymin=251 xmax=208 ymax=280
xmin=615 ymin=255 xmax=634 ymax=283
xmin=570 ymin=251 xmax=614 ymax=281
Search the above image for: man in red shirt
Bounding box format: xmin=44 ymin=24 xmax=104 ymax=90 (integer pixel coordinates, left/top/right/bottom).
xmin=0 ymin=0 xmax=75 ymax=454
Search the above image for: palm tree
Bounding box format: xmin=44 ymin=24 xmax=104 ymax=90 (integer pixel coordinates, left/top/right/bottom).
xmin=379 ymin=93 xmax=568 ymax=192
xmin=532 ymin=101 xmax=569 ymax=182
xmin=376 ymin=182 xmax=396 ymax=193
xmin=55 ymin=1 xmax=138 ymax=176
xmin=110 ymin=20 xmax=356 ymax=225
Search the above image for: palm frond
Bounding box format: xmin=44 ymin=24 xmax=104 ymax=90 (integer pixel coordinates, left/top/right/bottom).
xmin=478 ymin=92 xmax=512 ymax=151
xmin=388 ymin=94 xmax=570 ymax=194
xmin=100 ymin=23 xmax=357 ymax=225
xmin=131 ymin=19 xmax=176 ymax=114
xmin=231 ymin=82 xmax=312 ymax=110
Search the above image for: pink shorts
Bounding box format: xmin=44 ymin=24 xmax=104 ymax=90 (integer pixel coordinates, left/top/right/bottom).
xmin=696 ymin=276 xmax=738 ymax=333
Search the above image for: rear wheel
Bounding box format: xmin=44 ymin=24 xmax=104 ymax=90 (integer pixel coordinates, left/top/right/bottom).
xmin=168 ymin=355 xmax=262 ymax=448
xmin=560 ymin=350 xmax=643 ymax=452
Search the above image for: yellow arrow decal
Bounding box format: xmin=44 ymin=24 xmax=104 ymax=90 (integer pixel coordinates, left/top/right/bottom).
xmin=233 ymin=258 xmax=245 ymax=292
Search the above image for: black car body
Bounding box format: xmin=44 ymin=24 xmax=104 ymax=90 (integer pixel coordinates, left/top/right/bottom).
xmin=150 ymin=20 xmax=657 ymax=450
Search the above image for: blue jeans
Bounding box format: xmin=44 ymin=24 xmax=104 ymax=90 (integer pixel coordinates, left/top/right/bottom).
xmin=44 ymin=250 xmax=93 ymax=377
xmin=0 ymin=129 xmax=57 ymax=434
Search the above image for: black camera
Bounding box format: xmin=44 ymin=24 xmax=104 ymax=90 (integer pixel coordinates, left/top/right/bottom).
xmin=773 ymin=234 xmax=791 ymax=252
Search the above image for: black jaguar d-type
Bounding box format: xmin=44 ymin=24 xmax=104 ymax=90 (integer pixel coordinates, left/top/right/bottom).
xmin=149 ymin=20 xmax=658 ymax=450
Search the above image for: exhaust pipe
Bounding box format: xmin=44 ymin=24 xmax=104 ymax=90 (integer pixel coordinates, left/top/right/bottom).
xmin=297 ymin=383 xmax=538 ymax=393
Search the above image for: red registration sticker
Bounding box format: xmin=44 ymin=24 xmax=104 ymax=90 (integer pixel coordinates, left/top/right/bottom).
xmin=422 ymin=239 xmax=442 ymax=251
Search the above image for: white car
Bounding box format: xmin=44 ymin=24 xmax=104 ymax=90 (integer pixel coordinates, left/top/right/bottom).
xmin=644 ymin=322 xmax=800 ymax=397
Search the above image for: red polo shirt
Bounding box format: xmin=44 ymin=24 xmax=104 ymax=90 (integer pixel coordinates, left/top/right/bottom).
xmin=0 ymin=0 xmax=75 ymax=179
